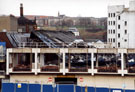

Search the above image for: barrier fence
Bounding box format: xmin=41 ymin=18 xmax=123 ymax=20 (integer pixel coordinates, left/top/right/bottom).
xmin=1 ymin=83 xmax=135 ymax=92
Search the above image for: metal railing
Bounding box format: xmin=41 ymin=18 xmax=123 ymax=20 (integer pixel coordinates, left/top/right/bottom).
xmin=18 ymin=42 xmax=111 ymax=48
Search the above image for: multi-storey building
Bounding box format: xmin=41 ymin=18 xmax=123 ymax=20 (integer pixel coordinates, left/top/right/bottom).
xmin=107 ymin=0 xmax=135 ymax=48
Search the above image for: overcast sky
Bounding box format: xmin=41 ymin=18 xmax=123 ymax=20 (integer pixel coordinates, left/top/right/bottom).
xmin=0 ymin=0 xmax=130 ymax=17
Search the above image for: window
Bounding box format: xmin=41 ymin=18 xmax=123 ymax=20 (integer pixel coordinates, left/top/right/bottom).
xmin=125 ymin=39 xmax=127 ymax=42
xmin=118 ymin=16 xmax=120 ymax=20
xmin=108 ymin=13 xmax=110 ymax=17
xmin=113 ymin=21 xmax=115 ymax=25
xmin=111 ymin=13 xmax=112 ymax=17
xmin=111 ymin=30 xmax=112 ymax=34
xmin=113 ymin=30 xmax=115 ymax=34
xmin=108 ymin=21 xmax=110 ymax=25
xmin=125 ymin=30 xmax=127 ymax=34
xmin=108 ymin=30 xmax=110 ymax=34
xmin=118 ymin=42 xmax=120 ymax=47
xmin=108 ymin=38 xmax=110 ymax=42
xmin=125 ymin=21 xmax=127 ymax=26
xmin=113 ymin=13 xmax=115 ymax=17
xmin=111 ymin=21 xmax=112 ymax=25
xmin=118 ymin=25 xmax=120 ymax=29
xmin=118 ymin=34 xmax=120 ymax=38
xmin=111 ymin=38 xmax=112 ymax=42
xmin=113 ymin=38 xmax=115 ymax=42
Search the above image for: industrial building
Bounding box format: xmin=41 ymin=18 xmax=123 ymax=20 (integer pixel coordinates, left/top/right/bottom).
xmin=107 ymin=0 xmax=135 ymax=48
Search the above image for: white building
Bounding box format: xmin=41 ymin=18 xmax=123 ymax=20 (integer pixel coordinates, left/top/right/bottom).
xmin=107 ymin=0 xmax=135 ymax=48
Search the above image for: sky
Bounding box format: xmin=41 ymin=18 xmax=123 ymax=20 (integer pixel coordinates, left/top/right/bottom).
xmin=0 ymin=0 xmax=130 ymax=17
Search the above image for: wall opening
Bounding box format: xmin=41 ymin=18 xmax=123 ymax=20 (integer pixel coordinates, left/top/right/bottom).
xmin=55 ymin=78 xmax=77 ymax=84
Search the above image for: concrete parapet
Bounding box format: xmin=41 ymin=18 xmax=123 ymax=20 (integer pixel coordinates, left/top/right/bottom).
xmin=40 ymin=48 xmax=59 ymax=53
xmin=68 ymin=48 xmax=88 ymax=53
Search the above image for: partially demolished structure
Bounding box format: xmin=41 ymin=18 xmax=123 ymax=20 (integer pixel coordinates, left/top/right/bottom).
xmin=1 ymin=30 xmax=135 ymax=92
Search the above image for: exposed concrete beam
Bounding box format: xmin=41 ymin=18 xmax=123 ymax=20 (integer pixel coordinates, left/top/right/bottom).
xmin=40 ymin=48 xmax=60 ymax=53
xmin=68 ymin=48 xmax=88 ymax=53
xmin=97 ymin=48 xmax=117 ymax=53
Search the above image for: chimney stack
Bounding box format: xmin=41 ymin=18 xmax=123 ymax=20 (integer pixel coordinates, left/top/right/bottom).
xmin=20 ymin=3 xmax=23 ymax=17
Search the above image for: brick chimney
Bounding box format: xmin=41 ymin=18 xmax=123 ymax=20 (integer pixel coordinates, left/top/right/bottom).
xmin=20 ymin=3 xmax=23 ymax=17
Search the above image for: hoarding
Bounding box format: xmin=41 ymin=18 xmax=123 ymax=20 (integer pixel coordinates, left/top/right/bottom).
xmin=0 ymin=42 xmax=6 ymax=62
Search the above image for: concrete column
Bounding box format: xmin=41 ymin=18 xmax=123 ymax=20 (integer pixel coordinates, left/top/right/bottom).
xmin=63 ymin=52 xmax=66 ymax=75
xmin=9 ymin=54 xmax=12 ymax=65
xmin=6 ymin=50 xmax=9 ymax=75
xmin=121 ymin=53 xmax=124 ymax=76
xmin=35 ymin=52 xmax=38 ymax=75
xmin=91 ymin=52 xmax=94 ymax=75
xmin=96 ymin=54 xmax=98 ymax=68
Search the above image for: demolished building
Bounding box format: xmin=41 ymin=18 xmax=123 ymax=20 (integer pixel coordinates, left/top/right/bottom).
xmin=1 ymin=30 xmax=135 ymax=92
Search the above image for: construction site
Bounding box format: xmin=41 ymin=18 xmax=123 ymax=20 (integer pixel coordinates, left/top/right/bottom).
xmin=0 ymin=1 xmax=135 ymax=92
xmin=0 ymin=30 xmax=134 ymax=92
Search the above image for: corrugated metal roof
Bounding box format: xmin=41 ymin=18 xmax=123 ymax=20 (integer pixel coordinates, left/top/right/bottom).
xmin=30 ymin=30 xmax=76 ymax=47
xmin=7 ymin=32 xmax=30 ymax=47
xmin=1 ymin=30 xmax=77 ymax=48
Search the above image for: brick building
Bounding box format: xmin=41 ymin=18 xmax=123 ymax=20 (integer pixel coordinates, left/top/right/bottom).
xmin=18 ymin=4 xmax=37 ymax=33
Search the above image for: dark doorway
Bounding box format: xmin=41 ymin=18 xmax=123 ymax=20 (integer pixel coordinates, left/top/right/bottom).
xmin=55 ymin=78 xmax=77 ymax=84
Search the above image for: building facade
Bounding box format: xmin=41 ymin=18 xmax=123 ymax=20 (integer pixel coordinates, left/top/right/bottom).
xmin=107 ymin=0 xmax=135 ymax=48
xmin=4 ymin=48 xmax=135 ymax=92
xmin=0 ymin=15 xmax=18 ymax=32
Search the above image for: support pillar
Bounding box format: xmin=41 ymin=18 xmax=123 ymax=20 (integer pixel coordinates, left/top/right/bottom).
xmin=6 ymin=49 xmax=9 ymax=75
xmin=35 ymin=52 xmax=38 ymax=75
xmin=91 ymin=52 xmax=94 ymax=75
xmin=121 ymin=53 xmax=124 ymax=76
xmin=96 ymin=54 xmax=98 ymax=68
xmin=63 ymin=52 xmax=66 ymax=75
